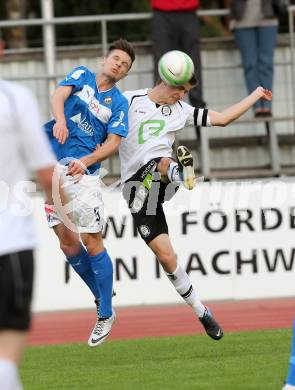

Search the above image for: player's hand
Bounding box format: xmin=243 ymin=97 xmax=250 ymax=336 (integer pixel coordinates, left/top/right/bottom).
xmin=256 ymin=87 xmax=272 ymax=101
xmin=67 ymin=159 xmax=87 ymax=182
xmin=53 ymin=120 xmax=69 ymax=144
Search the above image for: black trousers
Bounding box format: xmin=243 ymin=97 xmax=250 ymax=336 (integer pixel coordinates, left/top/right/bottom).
xmin=152 ymin=10 xmax=204 ymax=108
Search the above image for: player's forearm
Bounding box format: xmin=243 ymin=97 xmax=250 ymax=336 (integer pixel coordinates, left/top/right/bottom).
xmin=51 ymin=94 xmax=67 ymax=124
xmin=210 ymin=88 xmax=263 ymax=126
xmin=51 ymin=87 xmax=72 ymax=123
xmin=82 ymin=139 xmax=121 ymax=167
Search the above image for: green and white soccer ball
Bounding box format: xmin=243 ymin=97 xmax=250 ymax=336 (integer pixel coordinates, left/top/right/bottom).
xmin=158 ymin=50 xmax=195 ymax=86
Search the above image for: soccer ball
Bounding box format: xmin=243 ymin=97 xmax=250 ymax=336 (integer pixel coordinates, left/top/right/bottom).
xmin=158 ymin=50 xmax=195 ymax=86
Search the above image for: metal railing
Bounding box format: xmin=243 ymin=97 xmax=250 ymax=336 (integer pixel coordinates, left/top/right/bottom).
xmin=0 ymin=3 xmax=294 ymax=92
xmin=0 ymin=2 xmax=295 ymax=178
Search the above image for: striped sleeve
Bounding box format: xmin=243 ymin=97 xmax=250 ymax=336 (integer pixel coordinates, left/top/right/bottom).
xmin=194 ymin=108 xmax=212 ymax=127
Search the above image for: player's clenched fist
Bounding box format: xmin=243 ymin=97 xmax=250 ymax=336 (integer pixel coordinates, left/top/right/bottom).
xmin=53 ymin=120 xmax=69 ymax=144
xmin=255 ymin=86 xmax=272 ymax=102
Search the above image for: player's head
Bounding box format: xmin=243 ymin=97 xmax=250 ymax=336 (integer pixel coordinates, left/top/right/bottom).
xmin=157 ymin=74 xmax=197 ymax=105
xmin=101 ymin=38 xmax=135 ymax=82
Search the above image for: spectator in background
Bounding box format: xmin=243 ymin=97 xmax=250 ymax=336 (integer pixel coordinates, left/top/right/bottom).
xmin=0 ymin=81 xmax=79 ymax=390
xmin=227 ymin=0 xmax=279 ymax=117
xmin=150 ymin=0 xmax=205 ymax=110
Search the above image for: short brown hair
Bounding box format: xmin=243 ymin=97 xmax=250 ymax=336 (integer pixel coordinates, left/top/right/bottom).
xmin=156 ymin=73 xmax=198 ymax=87
xmin=108 ymin=38 xmax=135 ymax=67
xmin=188 ymin=73 xmax=198 ymax=87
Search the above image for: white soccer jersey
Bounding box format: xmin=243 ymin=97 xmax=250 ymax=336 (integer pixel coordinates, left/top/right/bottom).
xmin=0 ymin=81 xmax=56 ymax=256
xmin=119 ymin=88 xmax=211 ymax=183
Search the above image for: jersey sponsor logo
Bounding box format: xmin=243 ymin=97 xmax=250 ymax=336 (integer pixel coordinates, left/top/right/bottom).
xmin=70 ymin=113 xmax=94 ymax=136
xmin=143 ymin=172 xmax=153 ymax=190
xmin=112 ymin=110 xmax=125 ymax=128
xmin=89 ymin=99 xmax=100 ymax=116
xmin=74 ymin=86 xmax=112 ymax=123
xmin=138 ymin=119 xmax=165 ymax=144
xmin=135 ymin=109 xmax=146 ymax=114
xmin=139 ymin=160 xmax=157 ymax=180
xmin=161 ymin=105 xmax=172 ymax=116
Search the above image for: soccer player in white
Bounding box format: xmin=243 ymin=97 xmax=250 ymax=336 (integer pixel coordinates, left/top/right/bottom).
xmin=0 ymin=81 xmax=79 ymax=390
xmin=117 ymin=75 xmax=272 ymax=340
xmin=73 ymin=62 xmax=272 ymax=341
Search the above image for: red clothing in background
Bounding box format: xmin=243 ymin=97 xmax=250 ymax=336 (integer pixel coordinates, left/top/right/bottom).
xmin=151 ymin=0 xmax=200 ymax=12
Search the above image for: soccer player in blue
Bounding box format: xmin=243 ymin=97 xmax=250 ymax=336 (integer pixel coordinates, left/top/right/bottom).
xmin=44 ymin=39 xmax=135 ymax=347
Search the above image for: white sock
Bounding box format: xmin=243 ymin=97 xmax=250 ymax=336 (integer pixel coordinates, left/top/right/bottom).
xmin=166 ymin=264 xmax=205 ymax=317
xmin=0 ymin=359 xmax=23 ymax=390
xmin=167 ymin=162 xmax=182 ymax=183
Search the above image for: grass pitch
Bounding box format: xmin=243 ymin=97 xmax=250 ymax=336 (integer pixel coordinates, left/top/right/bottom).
xmin=21 ymin=329 xmax=291 ymax=389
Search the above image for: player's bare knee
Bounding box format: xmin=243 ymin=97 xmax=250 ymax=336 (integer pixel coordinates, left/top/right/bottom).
xmin=84 ymin=240 xmax=105 ymax=256
xmin=82 ymin=234 xmax=104 ymax=256
xmin=157 ymin=158 xmax=172 ymax=176
xmin=157 ymin=250 xmax=176 ymax=269
xmin=60 ymin=240 xmax=78 ymax=257
xmin=86 ymin=244 xmax=104 ymax=257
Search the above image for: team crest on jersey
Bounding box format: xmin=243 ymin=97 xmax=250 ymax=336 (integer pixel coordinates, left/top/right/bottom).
xmin=161 ymin=105 xmax=172 ymax=116
xmin=139 ymin=225 xmax=151 ymax=238
xmin=104 ymin=96 xmax=112 ymax=104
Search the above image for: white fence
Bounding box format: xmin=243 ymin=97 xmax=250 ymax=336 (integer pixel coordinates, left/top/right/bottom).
xmin=32 ymin=178 xmax=295 ymax=312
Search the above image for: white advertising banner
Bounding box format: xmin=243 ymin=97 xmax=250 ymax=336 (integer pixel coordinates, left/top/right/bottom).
xmin=32 ymin=178 xmax=295 ymax=312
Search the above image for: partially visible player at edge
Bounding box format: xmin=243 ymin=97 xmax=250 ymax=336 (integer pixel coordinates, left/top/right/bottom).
xmin=43 ymin=39 xmax=135 ymax=347
xmin=0 ymin=80 xmax=79 ymax=390
xmin=69 ymin=53 xmax=272 ymax=341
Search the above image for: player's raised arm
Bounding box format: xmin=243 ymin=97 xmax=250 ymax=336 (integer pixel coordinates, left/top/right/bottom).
xmin=51 ymin=85 xmax=73 ymax=144
xmin=209 ymin=87 xmax=272 ymax=127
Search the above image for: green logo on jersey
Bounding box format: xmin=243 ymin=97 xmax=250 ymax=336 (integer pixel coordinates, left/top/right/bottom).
xmin=138 ymin=120 xmax=165 ymax=144
xmin=143 ymin=172 xmax=153 ymax=190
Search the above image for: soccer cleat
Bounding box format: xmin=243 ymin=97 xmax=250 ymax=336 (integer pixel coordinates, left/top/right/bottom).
xmin=176 ymin=145 xmax=196 ymax=190
xmin=199 ymin=307 xmax=223 ymax=340
xmin=88 ymin=311 xmax=116 ymax=347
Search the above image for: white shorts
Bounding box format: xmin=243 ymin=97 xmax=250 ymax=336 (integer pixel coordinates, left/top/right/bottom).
xmin=45 ymin=166 xmax=104 ymax=234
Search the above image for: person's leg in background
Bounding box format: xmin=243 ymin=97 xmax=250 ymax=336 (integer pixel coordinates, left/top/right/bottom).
xmin=152 ymin=10 xmax=177 ymax=83
xmin=179 ymin=11 xmax=204 ymax=109
xmin=178 ymin=11 xmax=205 ymax=168
xmin=0 ymin=332 xmax=26 ymax=390
xmin=234 ymin=27 xmax=262 ymax=114
xmin=257 ymin=25 xmax=278 ymax=114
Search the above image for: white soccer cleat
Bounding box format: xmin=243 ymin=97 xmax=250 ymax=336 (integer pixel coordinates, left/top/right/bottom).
xmin=88 ymin=311 xmax=116 ymax=347
xmin=176 ymin=145 xmax=196 ymax=190
xmin=282 ymin=385 xmax=295 ymax=389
